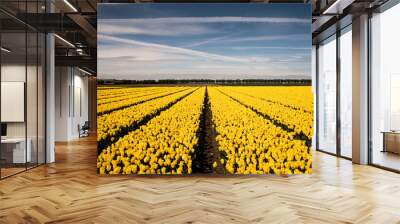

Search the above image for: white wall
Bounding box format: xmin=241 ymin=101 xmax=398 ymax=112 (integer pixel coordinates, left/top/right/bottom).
xmin=55 ymin=67 xmax=89 ymax=141
xmin=1 ymin=65 xmax=26 ymax=81
xmin=76 ymin=72 xmax=89 ymax=124
xmin=1 ymin=82 xmax=25 ymax=122
xmin=55 ymin=66 xmax=70 ymax=141
xmin=71 ymin=72 xmax=89 ymax=138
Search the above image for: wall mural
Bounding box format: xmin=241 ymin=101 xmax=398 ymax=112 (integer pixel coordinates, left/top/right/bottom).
xmin=97 ymin=3 xmax=313 ymax=175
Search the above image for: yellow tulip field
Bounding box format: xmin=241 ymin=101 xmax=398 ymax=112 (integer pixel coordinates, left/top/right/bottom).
xmin=97 ymin=85 xmax=313 ymax=175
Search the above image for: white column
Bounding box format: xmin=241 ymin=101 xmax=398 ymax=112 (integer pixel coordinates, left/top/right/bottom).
xmin=352 ymin=14 xmax=369 ymax=164
xmin=45 ymin=0 xmax=56 ymax=163
xmin=46 ymin=33 xmax=55 ymax=163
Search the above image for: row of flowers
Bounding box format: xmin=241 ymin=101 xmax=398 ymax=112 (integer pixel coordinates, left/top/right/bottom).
xmin=218 ymin=87 xmax=314 ymax=140
xmin=208 ymin=87 xmax=312 ymax=175
xmin=228 ymin=86 xmax=314 ymax=113
xmin=97 ymin=88 xmax=196 ymax=143
xmin=97 ymin=87 xmax=167 ymax=105
xmin=97 ymin=86 xmax=160 ymax=100
xmin=97 ymin=88 xmax=206 ymax=174
xmin=97 ymin=87 xmax=189 ymax=115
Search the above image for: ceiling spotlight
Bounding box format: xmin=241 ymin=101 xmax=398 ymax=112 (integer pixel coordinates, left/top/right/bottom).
xmin=76 ymin=48 xmax=84 ymax=55
xmin=1 ymin=47 xmax=11 ymax=53
xmin=63 ymin=0 xmax=78 ymax=12
xmin=54 ymin=34 xmax=75 ymax=48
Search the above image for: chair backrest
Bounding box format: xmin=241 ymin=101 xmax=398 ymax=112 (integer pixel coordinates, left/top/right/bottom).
xmin=82 ymin=121 xmax=90 ymax=129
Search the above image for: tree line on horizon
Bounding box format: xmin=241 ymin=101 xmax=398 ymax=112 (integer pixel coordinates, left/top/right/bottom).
xmin=97 ymin=79 xmax=312 ymax=86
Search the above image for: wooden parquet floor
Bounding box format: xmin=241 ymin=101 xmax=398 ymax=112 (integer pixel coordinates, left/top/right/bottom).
xmin=1 ymin=136 xmax=400 ymax=224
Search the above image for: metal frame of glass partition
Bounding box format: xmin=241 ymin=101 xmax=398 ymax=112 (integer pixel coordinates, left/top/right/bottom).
xmin=0 ymin=1 xmax=47 ymax=180
xmin=314 ymin=17 xmax=353 ymax=161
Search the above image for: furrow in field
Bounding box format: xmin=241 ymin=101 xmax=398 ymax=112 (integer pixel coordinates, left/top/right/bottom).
xmin=207 ymin=87 xmax=311 ymax=175
xmin=192 ymin=87 xmax=222 ymax=174
xmin=97 ymin=87 xmax=206 ymax=175
xmin=97 ymin=87 xmax=197 ymax=151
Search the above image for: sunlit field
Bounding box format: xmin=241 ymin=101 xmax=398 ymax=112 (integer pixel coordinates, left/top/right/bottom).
xmin=97 ymin=85 xmax=313 ymax=175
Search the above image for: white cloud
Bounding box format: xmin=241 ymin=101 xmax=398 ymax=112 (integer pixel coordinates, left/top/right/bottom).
xmin=231 ymin=46 xmax=311 ymax=50
xmin=180 ymin=34 xmax=310 ymax=49
xmin=98 ymin=56 xmax=310 ymax=80
xmin=224 ymin=34 xmax=309 ymax=42
xmin=98 ymin=34 xmax=249 ymax=63
xmin=98 ymin=51 xmax=310 ymax=80
xmin=99 ymin=16 xmax=309 ymax=24
xmin=98 ymin=22 xmax=216 ymax=36
xmin=97 ymin=35 xmax=310 ymax=80
xmin=98 ymin=16 xmax=309 ymax=37
xmin=183 ymin=35 xmax=231 ymax=48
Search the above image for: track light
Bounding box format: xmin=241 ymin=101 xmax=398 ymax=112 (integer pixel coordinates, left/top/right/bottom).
xmin=1 ymin=47 xmax=11 ymax=53
xmin=54 ymin=34 xmax=75 ymax=48
xmin=322 ymin=0 xmax=354 ymax=15
xmin=323 ymin=0 xmax=340 ymax=14
xmin=78 ymin=67 xmax=93 ymax=76
xmin=63 ymin=0 xmax=78 ymax=12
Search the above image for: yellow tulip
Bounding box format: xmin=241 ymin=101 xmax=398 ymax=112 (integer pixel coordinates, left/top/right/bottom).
xmin=213 ymin=162 xmax=218 ymax=168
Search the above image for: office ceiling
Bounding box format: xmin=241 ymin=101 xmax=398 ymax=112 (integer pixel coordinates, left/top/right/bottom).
xmin=0 ymin=0 xmax=391 ymax=75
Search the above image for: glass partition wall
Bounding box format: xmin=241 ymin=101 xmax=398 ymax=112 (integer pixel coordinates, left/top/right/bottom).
xmin=0 ymin=2 xmax=46 ymax=179
xmin=315 ymin=0 xmax=400 ymax=172
xmin=370 ymin=2 xmax=400 ymax=171
xmin=317 ymin=35 xmax=337 ymax=155
xmin=316 ymin=25 xmax=352 ymax=159
xmin=0 ymin=29 xmax=27 ymax=177
xmin=339 ymin=26 xmax=352 ymax=159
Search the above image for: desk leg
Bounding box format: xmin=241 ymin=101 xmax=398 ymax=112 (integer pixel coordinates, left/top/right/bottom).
xmin=382 ymin=133 xmax=386 ymax=153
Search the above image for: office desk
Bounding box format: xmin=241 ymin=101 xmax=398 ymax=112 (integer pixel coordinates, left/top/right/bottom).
xmin=1 ymin=138 xmax=31 ymax=163
xmin=381 ymin=131 xmax=400 ymax=154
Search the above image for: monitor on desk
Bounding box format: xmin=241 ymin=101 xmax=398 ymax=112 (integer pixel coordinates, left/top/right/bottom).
xmin=1 ymin=123 xmax=7 ymax=138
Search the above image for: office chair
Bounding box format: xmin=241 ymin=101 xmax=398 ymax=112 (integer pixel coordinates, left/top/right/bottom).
xmin=79 ymin=121 xmax=90 ymax=138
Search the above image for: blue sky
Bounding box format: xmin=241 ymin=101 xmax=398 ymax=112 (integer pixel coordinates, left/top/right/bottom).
xmin=98 ymin=4 xmax=311 ymax=80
